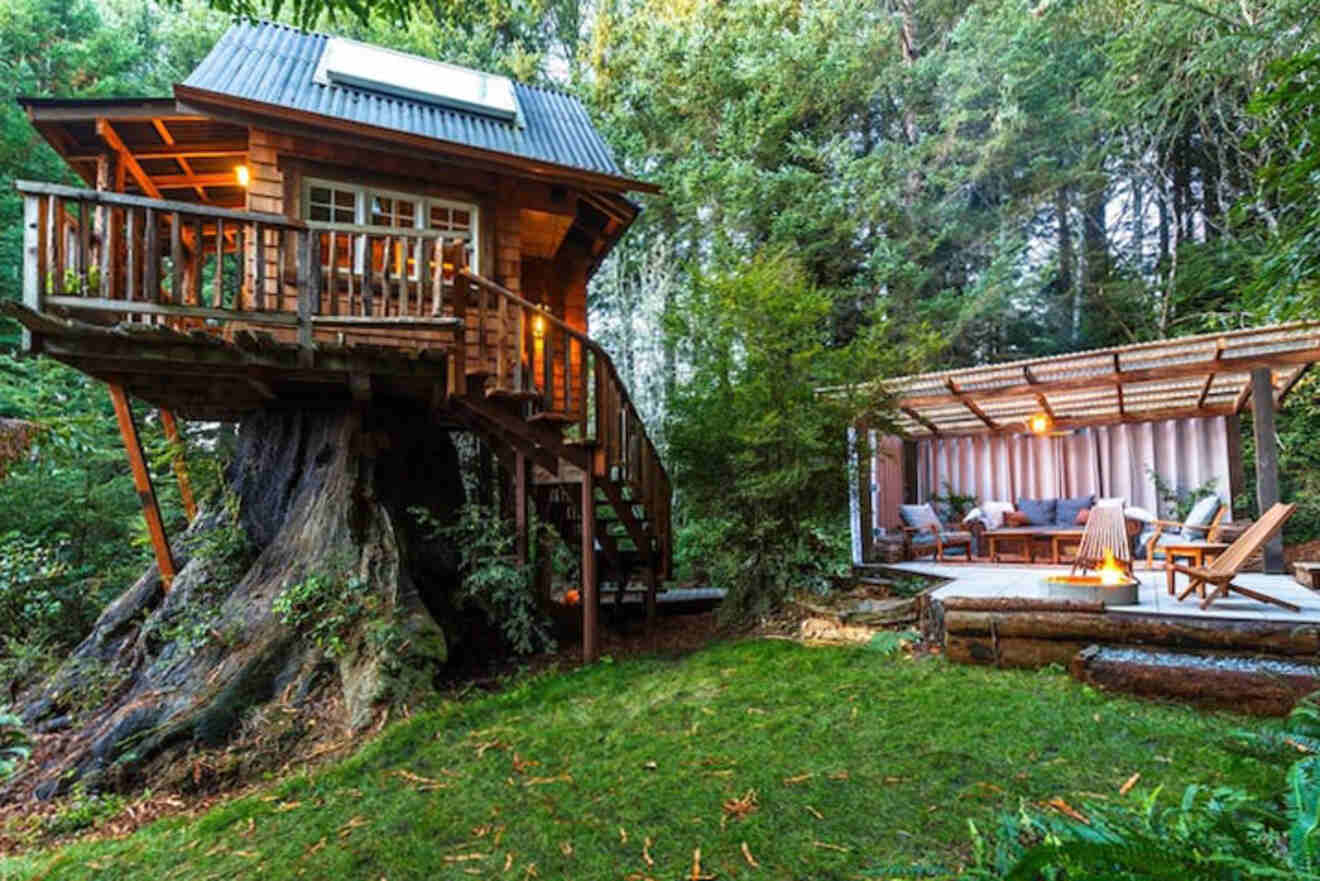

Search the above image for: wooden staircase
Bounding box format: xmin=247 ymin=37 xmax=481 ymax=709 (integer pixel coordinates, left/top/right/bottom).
xmin=444 ymin=270 xmax=673 ymax=656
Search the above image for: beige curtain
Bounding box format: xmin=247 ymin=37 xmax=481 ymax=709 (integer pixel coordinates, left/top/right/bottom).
xmin=911 ymin=416 xmax=1232 ymax=519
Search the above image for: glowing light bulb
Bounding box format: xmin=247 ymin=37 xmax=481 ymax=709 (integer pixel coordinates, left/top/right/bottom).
xmin=235 ymin=165 xmax=251 ymax=187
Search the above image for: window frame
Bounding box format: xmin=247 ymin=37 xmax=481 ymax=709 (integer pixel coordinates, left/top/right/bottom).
xmin=301 ymin=176 xmax=480 ymax=277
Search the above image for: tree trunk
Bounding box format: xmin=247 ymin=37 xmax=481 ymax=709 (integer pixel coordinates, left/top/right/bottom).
xmin=1056 ymin=185 xmax=1077 ymax=343
xmin=9 ymin=403 xmax=465 ymax=800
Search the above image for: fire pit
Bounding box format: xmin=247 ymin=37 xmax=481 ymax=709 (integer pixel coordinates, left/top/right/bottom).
xmin=1042 ymin=549 xmax=1139 ymax=605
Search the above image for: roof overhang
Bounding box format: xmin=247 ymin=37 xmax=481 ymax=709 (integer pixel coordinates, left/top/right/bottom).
xmin=854 ymin=322 xmax=1320 ymax=439
xmin=19 ymin=96 xmax=250 ymax=208
xmin=173 ymin=84 xmax=660 ymax=196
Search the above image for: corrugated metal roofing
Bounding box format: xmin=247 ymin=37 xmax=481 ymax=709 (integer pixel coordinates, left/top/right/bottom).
xmin=857 ymin=321 xmax=1320 ymax=437
xmin=182 ymin=20 xmax=628 ymax=183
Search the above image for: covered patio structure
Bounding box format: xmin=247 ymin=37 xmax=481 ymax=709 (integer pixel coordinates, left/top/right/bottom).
xmin=851 ymin=321 xmax=1320 ymax=574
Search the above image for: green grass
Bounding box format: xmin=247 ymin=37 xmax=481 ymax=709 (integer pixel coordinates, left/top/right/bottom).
xmin=2 ymin=640 xmax=1281 ymax=880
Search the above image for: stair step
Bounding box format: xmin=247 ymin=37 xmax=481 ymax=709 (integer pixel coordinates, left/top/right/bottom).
xmin=486 ymin=387 xmax=539 ymax=401
xmin=528 ymin=411 xmax=577 ymax=424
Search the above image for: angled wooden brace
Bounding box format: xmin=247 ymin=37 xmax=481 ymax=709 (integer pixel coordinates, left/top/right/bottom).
xmin=108 ymin=384 xmax=176 ymax=591
xmin=159 ymin=409 xmax=197 ymax=522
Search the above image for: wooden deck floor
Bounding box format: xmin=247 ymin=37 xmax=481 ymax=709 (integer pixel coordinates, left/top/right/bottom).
xmin=895 ymin=560 xmax=1320 ymax=624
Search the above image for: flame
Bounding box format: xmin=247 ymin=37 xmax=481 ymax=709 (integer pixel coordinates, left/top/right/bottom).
xmin=563 ymin=589 xmax=580 ymax=606
xmin=1098 ymin=548 xmax=1125 ymax=585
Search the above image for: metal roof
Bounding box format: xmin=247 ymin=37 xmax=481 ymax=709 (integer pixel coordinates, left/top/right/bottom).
xmin=181 ymin=20 xmax=632 ymax=186
xmin=872 ymin=322 xmax=1320 ymax=437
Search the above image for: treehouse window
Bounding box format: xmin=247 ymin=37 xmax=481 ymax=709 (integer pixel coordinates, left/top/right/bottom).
xmin=302 ymin=177 xmax=479 ymax=279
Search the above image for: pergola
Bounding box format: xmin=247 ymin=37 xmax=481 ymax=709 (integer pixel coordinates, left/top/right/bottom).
xmin=856 ymin=322 xmax=1320 ymax=572
xmin=887 ymin=322 xmax=1320 ymax=438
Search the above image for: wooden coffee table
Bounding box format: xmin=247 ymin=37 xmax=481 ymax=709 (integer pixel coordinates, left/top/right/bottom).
xmin=987 ymin=528 xmax=1080 ymax=563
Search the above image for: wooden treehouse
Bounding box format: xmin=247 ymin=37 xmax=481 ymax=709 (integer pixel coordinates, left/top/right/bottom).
xmin=7 ymin=21 xmax=671 ymax=661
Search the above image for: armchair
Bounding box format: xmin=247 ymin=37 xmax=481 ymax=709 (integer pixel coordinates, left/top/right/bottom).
xmin=899 ymin=503 xmax=973 ymax=561
xmin=1139 ymin=496 xmax=1226 ymax=568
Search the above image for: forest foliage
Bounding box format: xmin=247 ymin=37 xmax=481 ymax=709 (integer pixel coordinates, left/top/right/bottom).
xmin=0 ymin=0 xmax=1317 ymax=673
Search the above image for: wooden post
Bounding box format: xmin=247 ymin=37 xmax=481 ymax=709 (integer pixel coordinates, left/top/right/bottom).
xmin=159 ymin=409 xmax=197 ymax=522
xmin=514 ymin=451 xmax=529 ymax=566
xmin=108 ymin=384 xmax=176 ymax=590
xmin=1251 ymin=367 xmax=1284 ymax=573
xmin=645 ymin=561 xmax=658 ymax=628
xmin=21 ymin=194 xmax=41 ymax=353
xmin=581 ymin=470 xmax=599 ymax=663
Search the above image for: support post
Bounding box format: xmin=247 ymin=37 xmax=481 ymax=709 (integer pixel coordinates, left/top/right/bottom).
xmin=108 ymin=384 xmax=176 ymax=590
xmin=1251 ymin=367 xmax=1285 ymax=573
xmin=159 ymin=409 xmax=197 ymax=522
xmin=514 ymin=451 xmax=529 ymax=566
xmin=581 ymin=470 xmax=599 ymax=663
xmin=645 ymin=561 xmax=658 ymax=628
xmin=21 ymin=193 xmax=40 ymax=353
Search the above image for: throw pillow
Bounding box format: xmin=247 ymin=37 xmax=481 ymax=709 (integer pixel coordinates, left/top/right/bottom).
xmin=1016 ymin=497 xmax=1057 ymax=526
xmin=1004 ymin=511 xmax=1032 ymax=527
xmin=1055 ymin=494 xmax=1095 ymax=526
xmin=1075 ymin=507 xmax=1090 ymax=525
xmin=983 ymin=500 xmax=1015 ymax=530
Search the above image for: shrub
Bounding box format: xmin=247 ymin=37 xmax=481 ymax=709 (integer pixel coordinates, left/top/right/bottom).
xmin=423 ymin=502 xmax=556 ymax=656
xmin=274 ymin=564 xmax=377 ymax=660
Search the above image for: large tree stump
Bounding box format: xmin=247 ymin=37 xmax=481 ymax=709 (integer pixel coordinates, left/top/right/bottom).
xmin=8 ymin=403 xmax=465 ymax=800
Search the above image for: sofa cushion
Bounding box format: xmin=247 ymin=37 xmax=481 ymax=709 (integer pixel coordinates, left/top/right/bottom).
xmin=1075 ymin=507 xmax=1090 ymax=525
xmin=1181 ymin=496 xmax=1221 ymax=540
xmin=1055 ymin=494 xmax=1095 ymax=526
xmin=899 ymin=503 xmax=941 ymax=530
xmin=1016 ymin=497 xmax=1057 ymax=526
xmin=1004 ymin=510 xmax=1032 ymax=527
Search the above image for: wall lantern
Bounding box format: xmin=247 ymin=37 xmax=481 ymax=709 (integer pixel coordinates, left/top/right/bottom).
xmin=235 ymin=165 xmax=251 ymax=187
xmin=1027 ymin=411 xmax=1053 ymax=435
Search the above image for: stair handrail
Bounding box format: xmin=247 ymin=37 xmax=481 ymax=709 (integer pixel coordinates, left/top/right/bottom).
xmin=459 ymin=268 xmax=672 ymax=569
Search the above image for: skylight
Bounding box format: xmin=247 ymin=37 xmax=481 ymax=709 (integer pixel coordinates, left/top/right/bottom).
xmin=313 ymin=37 xmax=520 ymax=125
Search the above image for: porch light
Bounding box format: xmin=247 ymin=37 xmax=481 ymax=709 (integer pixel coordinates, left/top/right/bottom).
xmin=1027 ymin=411 xmax=1052 ymax=435
xmin=532 ymin=313 xmax=546 ymax=337
xmin=235 ymin=164 xmax=251 ymax=187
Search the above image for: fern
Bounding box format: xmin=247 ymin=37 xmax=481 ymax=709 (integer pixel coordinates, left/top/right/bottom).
xmin=0 ymin=711 xmax=30 ymax=781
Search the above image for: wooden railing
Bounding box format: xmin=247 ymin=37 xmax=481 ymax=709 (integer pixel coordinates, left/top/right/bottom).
xmin=18 ymin=181 xmax=464 ymax=358
xmin=462 ymin=270 xmax=672 ymax=566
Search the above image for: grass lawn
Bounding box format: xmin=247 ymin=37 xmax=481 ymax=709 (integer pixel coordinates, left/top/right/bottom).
xmin=1 ymin=638 xmax=1281 ymax=880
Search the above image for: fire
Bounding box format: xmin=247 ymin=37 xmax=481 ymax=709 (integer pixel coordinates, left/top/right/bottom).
xmin=1098 ymin=548 xmax=1125 ymax=586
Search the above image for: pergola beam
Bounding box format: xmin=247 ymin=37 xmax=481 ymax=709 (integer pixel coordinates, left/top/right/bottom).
xmin=1113 ymin=353 xmax=1125 ymax=417
xmin=901 ymin=406 xmax=941 ymax=436
xmin=946 ymin=379 xmax=999 ymax=430
xmin=898 ymin=402 xmax=1238 ymax=439
xmin=1275 ymin=364 xmax=1311 ymax=407
xmin=898 ymin=345 xmax=1320 ymax=410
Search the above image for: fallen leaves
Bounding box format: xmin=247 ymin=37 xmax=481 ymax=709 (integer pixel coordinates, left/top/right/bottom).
xmin=1119 ymin=772 xmax=1141 ymax=796
xmin=1045 ymin=797 xmax=1090 ymax=825
xmin=782 ymin=772 xmax=813 ymax=785
xmin=524 ymin=774 xmax=573 ymax=786
xmin=804 ymin=805 xmax=824 ymax=820
xmin=642 ymin=836 xmax=655 ymax=867
xmin=388 ymin=769 xmax=452 ymax=791
xmin=740 ymin=841 xmax=760 ymax=868
xmin=688 ymin=847 xmax=716 ymax=880
xmin=813 ymin=840 xmax=849 ymax=853
xmin=338 ymin=815 xmax=369 ymax=839
xmin=444 ymin=853 xmax=489 ymax=863
xmin=721 ymin=789 xmax=759 ymax=823
xmin=512 ymin=753 xmax=539 ymax=773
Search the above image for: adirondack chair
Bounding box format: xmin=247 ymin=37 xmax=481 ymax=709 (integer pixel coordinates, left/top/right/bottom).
xmin=1166 ymin=502 xmax=1298 ymax=612
xmin=1070 ymin=504 xmax=1134 ymax=578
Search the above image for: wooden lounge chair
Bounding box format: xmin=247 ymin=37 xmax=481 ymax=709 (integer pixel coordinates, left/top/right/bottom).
xmin=1166 ymin=502 xmax=1298 ymax=612
xmin=1070 ymin=505 xmax=1134 ymax=577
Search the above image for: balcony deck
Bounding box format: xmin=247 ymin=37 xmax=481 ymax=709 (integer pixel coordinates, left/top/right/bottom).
xmin=9 ymin=181 xmax=673 ymax=584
